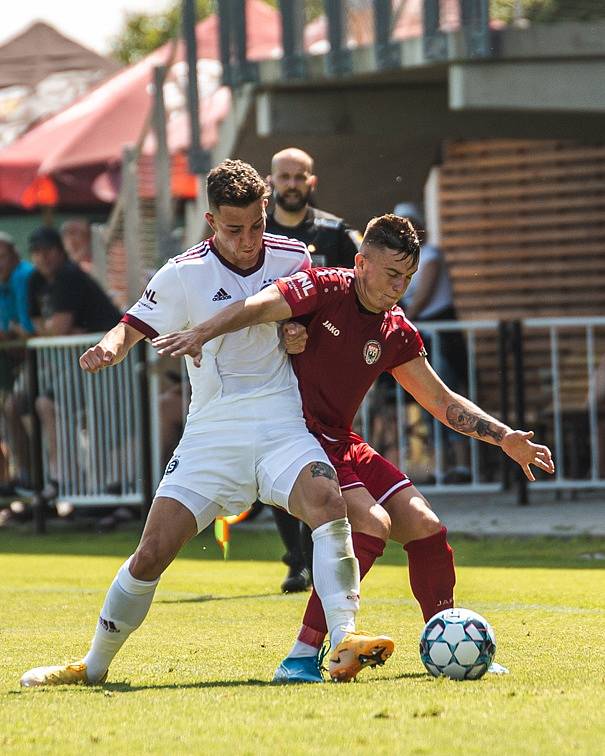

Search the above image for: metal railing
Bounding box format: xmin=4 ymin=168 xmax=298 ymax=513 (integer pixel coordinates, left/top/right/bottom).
xmin=217 ymin=0 xmax=494 ymax=83
xmin=519 ymin=316 xmax=605 ymax=492
xmin=2 ymin=316 xmax=603 ymax=532
xmin=360 ymin=315 xmax=605 ymax=498
xmin=0 ymin=335 xmax=151 ymax=531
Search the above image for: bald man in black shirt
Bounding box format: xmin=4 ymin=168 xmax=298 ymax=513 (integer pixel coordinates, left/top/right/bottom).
xmin=266 ymin=147 xmax=359 ymax=269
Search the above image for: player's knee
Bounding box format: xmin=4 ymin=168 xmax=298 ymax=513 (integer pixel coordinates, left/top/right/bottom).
xmin=371 ymin=506 xmax=391 ymax=542
xmin=323 ymin=488 xmax=347 ymax=521
xmin=414 ymin=506 xmax=442 ymax=539
xmin=305 ymin=488 xmax=346 ymax=528
xmin=130 ymin=540 xmax=165 ymax=581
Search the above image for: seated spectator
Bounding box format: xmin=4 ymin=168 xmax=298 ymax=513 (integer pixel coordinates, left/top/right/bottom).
xmin=0 ymin=233 xmax=35 ymax=495
xmin=27 ymin=226 xmax=121 ymax=495
xmin=0 ymin=232 xmax=35 ymax=339
xmin=60 ymin=218 xmax=93 ymax=275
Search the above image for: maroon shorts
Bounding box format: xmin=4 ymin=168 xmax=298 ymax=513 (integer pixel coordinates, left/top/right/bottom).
xmin=318 ymin=434 xmax=413 ymax=506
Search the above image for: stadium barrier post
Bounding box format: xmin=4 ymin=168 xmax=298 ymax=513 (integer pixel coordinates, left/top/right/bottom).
xmin=279 ymin=0 xmax=306 ymax=79
xmin=511 ymin=320 xmax=528 ymax=506
xmin=498 ymin=320 xmax=511 ymax=491
xmin=25 ymin=345 xmax=46 ymax=533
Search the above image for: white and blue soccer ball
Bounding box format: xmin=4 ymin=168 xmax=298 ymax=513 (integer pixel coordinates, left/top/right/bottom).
xmin=419 ymin=608 xmax=496 ymax=680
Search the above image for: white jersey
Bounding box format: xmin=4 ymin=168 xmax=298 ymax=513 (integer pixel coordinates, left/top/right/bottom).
xmin=123 ymin=232 xmax=311 ymax=424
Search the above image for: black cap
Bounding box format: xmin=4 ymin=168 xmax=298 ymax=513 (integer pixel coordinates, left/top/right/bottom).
xmin=28 ymin=226 xmax=64 ymax=252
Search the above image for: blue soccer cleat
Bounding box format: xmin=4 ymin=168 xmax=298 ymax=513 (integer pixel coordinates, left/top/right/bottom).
xmin=272 ymin=653 xmax=324 ymax=683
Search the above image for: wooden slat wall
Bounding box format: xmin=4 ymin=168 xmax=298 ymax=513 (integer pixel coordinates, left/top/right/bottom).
xmin=438 ymin=139 xmax=605 ymax=419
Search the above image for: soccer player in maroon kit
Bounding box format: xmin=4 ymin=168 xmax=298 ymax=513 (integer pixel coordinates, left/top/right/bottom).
xmin=154 ymin=214 xmax=555 ymax=682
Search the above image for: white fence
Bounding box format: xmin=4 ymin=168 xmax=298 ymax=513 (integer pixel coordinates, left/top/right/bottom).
xmin=1 ymin=317 xmax=604 ymax=525
xmin=26 ymin=334 xmax=148 ymax=507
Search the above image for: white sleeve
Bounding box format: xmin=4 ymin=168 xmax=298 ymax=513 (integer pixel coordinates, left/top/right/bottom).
xmin=122 ymin=260 xmax=189 ymax=338
xmin=285 ymin=243 xmax=312 ymax=275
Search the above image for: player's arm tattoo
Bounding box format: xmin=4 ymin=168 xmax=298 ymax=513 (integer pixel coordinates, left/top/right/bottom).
xmin=310 ymin=462 xmax=338 ymax=482
xmin=446 ymin=403 xmax=505 ymax=441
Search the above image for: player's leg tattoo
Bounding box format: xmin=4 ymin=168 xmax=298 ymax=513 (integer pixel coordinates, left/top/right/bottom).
xmin=446 ymin=403 xmax=504 ymax=442
xmin=310 ymin=461 xmax=338 ymax=482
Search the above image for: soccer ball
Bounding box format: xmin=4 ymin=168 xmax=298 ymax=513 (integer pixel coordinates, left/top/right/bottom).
xmin=419 ymin=608 xmax=496 ymax=680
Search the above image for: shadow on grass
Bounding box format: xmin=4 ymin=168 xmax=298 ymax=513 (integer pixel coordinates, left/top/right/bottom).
xmin=156 ymin=593 xmax=275 ymax=604
xmin=103 ymin=679 xmax=275 ymax=692
xmin=97 ymin=672 xmax=428 ymax=692
xmin=8 ymin=672 xmax=430 ymax=696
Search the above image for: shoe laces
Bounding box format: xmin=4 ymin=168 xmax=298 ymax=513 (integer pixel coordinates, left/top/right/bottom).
xmin=318 ymin=640 xmax=331 ymax=671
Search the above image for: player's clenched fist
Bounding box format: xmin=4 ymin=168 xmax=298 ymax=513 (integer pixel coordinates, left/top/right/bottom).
xmin=79 ymin=345 xmax=118 ymax=373
xmin=282 ymin=321 xmax=308 ymax=355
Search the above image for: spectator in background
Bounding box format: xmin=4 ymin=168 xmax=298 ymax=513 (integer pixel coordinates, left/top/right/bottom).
xmin=266 ymin=147 xmax=360 ymax=268
xmin=28 ymin=226 xmax=121 ymax=495
xmin=0 ymin=232 xmax=35 ymax=496
xmin=0 ymin=232 xmax=35 ymax=339
xmin=397 ymin=203 xmax=470 ymax=482
xmin=265 ymin=147 xmax=361 ymax=593
xmin=60 ymin=218 xmax=93 ymax=274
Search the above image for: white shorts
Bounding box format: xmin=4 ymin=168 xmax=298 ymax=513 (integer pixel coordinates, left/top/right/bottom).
xmin=155 ymin=413 xmax=332 ymax=533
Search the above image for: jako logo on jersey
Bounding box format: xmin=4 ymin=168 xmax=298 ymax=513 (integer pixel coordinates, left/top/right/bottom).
xmin=212 ymin=288 xmax=232 ymax=301
xmin=363 ymin=340 xmax=382 ymax=365
xmin=322 ymin=320 xmax=340 ymax=336
xmin=144 ymin=288 xmax=158 ymax=304
xmin=165 ymin=457 xmax=179 ymax=474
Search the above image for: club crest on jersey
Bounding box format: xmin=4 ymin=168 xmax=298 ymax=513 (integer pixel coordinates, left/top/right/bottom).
xmin=363 ymin=340 xmax=382 ymax=365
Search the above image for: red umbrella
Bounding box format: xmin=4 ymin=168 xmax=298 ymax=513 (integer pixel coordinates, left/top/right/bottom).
xmin=0 ymin=0 xmax=282 ymax=207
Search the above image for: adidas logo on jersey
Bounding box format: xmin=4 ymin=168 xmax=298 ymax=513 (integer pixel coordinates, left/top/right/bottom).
xmin=212 ymin=288 xmax=232 ymax=301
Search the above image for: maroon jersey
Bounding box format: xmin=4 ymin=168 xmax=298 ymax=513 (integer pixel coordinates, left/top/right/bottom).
xmin=276 ymin=267 xmax=425 ymax=441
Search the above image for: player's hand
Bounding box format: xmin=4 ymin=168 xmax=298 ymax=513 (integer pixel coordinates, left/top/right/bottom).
xmin=501 ymin=430 xmax=555 ymax=481
xmin=152 ymin=328 xmax=205 ymax=367
xmin=282 ymin=322 xmax=308 ymax=355
xmin=79 ymin=344 xmax=118 ymax=373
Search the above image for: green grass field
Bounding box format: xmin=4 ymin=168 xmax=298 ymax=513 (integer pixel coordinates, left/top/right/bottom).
xmin=1 ymin=525 xmax=604 ymax=755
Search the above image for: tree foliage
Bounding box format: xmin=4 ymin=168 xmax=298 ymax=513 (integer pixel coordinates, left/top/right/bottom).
xmin=490 ymin=0 xmax=605 ymax=24
xmin=111 ymin=0 xmax=215 ymax=64
xmin=111 ymin=0 xmax=325 ymax=65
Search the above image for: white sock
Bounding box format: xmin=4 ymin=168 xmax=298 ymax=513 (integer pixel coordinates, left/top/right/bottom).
xmin=288 ymin=639 xmax=319 ymax=659
xmin=311 ymin=518 xmax=360 ymax=650
xmin=83 ymin=557 xmax=159 ymax=681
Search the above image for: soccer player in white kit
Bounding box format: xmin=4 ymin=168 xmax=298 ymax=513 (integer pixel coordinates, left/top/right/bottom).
xmin=19 ymin=160 xmax=393 ymax=687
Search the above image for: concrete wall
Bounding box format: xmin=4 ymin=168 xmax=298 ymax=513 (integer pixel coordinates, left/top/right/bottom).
xmin=230 ymin=82 xmax=605 ymax=231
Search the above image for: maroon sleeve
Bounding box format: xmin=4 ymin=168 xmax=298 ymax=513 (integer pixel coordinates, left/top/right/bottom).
xmin=275 ymin=267 xmax=341 ymax=317
xmin=120 ymin=313 xmax=159 ymax=339
xmin=387 ymin=313 xmax=426 ymax=371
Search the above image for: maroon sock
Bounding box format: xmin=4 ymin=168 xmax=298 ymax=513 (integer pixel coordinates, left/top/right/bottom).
xmin=404 ymin=526 xmax=456 ymax=622
xmin=298 ymin=531 xmax=386 ymax=648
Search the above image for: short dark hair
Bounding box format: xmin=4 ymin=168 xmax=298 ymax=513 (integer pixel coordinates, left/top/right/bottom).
xmin=28 ymin=226 xmax=65 ymax=253
xmin=361 ymin=214 xmax=420 ymax=265
xmin=207 ymin=159 xmax=267 ymax=211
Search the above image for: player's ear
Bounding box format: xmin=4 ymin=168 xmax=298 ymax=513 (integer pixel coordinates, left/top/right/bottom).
xmin=205 ymin=211 xmax=216 ymax=232
xmin=308 ymin=174 xmax=318 ymax=190
xmin=266 ymin=174 xmax=273 ymax=188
